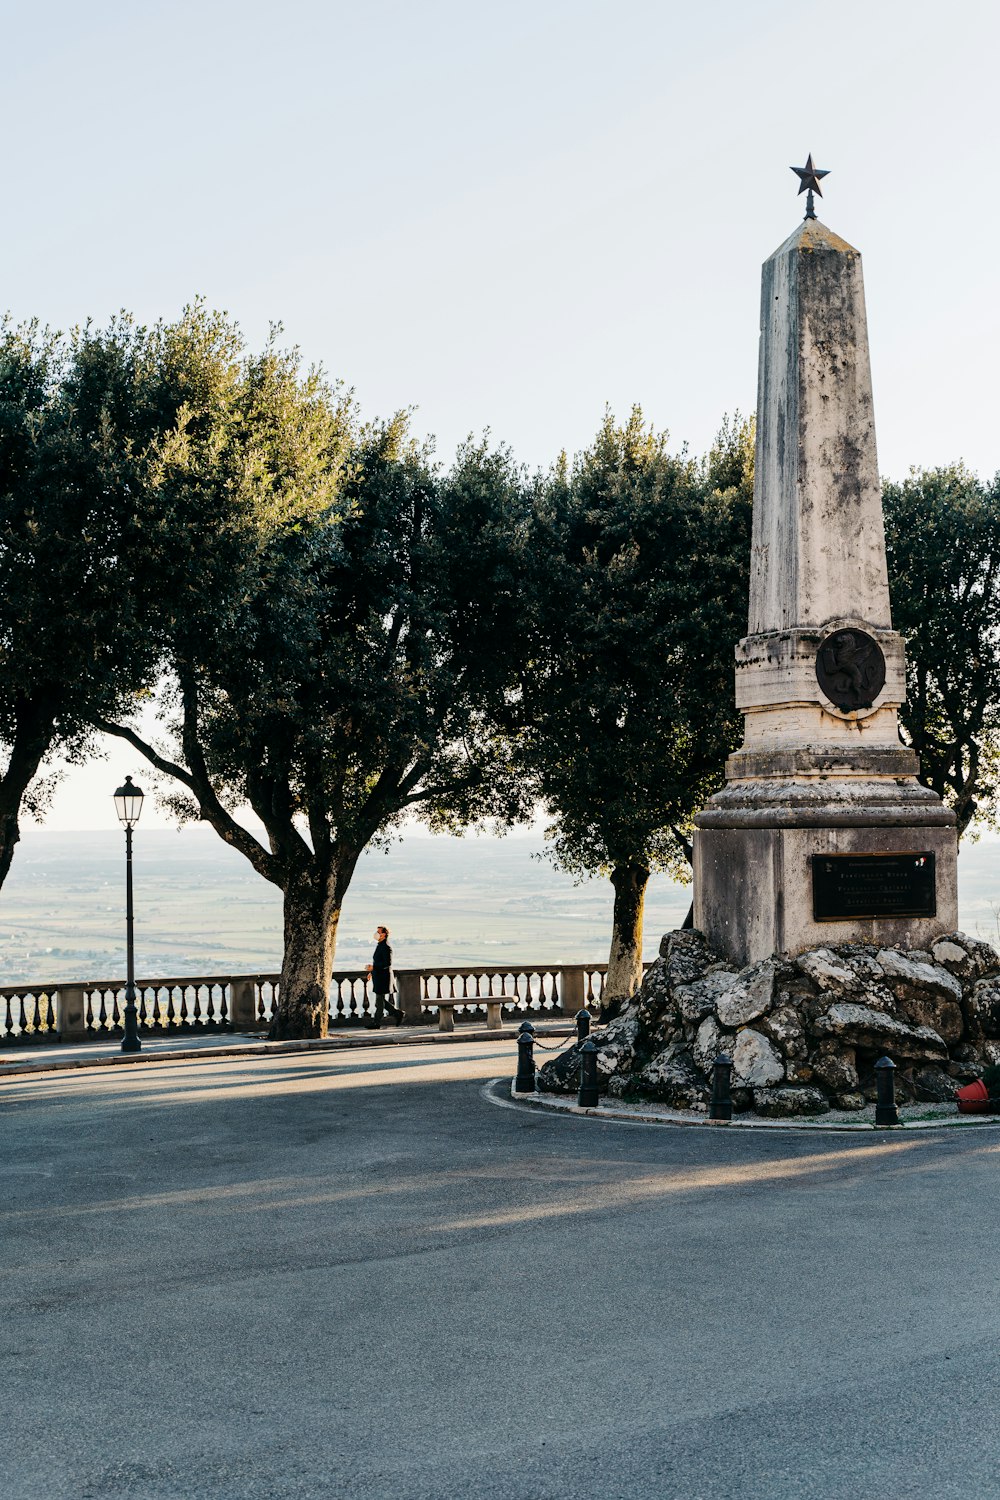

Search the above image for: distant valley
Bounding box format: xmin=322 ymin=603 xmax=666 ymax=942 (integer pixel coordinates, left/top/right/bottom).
xmin=0 ymin=828 xmax=997 ymax=985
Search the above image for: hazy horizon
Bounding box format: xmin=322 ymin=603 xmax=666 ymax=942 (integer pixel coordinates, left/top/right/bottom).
xmin=0 ymin=825 xmax=997 ymax=987
xmin=0 ymin=826 xmax=691 ymax=983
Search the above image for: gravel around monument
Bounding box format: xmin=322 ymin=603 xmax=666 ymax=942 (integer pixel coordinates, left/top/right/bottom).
xmin=538 ymin=929 xmax=1000 ymax=1117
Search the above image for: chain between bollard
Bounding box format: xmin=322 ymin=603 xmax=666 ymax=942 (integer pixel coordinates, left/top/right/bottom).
xmin=531 ymin=1034 xmax=581 ymax=1052
xmin=512 ymin=1014 xmax=575 ymax=1050
xmin=512 ymin=1020 xmax=597 ymax=1096
xmin=514 ymin=1018 xmax=583 ymax=1053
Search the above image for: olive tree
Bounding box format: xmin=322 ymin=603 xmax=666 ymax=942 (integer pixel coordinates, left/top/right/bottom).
xmin=96 ymin=310 xmax=533 ymax=1035
xmin=0 ymin=317 xmax=162 ymax=886
xmin=520 ymin=409 xmax=753 ymax=1004
xmin=885 ymin=464 xmax=1000 ymax=837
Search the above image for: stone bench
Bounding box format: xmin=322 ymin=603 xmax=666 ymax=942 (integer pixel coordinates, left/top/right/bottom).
xmin=434 ymin=999 xmax=505 ymax=1032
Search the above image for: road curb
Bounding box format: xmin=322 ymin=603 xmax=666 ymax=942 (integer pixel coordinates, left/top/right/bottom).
xmin=491 ymin=1078 xmax=1000 ymax=1134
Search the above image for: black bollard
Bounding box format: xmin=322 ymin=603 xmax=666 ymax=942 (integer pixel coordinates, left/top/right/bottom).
xmin=709 ymin=1054 xmax=733 ymax=1121
xmin=578 ymin=1038 xmax=599 ymax=1108
xmin=517 ymin=1019 xmax=535 ymax=1036
xmin=576 ymin=1008 xmax=591 ymax=1044
xmin=515 ymin=1028 xmax=536 ymax=1093
xmin=874 ymin=1056 xmax=899 ymax=1126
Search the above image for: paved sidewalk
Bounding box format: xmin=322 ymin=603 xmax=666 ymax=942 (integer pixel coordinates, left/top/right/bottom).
xmin=0 ymin=1019 xmax=573 ymax=1078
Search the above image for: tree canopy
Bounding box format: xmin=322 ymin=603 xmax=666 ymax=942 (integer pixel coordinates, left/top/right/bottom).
xmin=519 ymin=408 xmax=754 ymax=1001
xmin=95 ymin=310 xmax=534 ymax=1035
xmin=0 ymin=316 xmax=164 ymax=887
xmin=884 ymin=464 xmax=1000 ymax=838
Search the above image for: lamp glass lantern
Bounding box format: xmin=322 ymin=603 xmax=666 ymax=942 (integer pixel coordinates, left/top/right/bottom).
xmin=114 ymin=775 xmax=145 ymax=829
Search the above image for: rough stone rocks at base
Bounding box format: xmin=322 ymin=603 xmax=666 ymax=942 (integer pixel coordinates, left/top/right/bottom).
xmin=534 ymin=929 xmax=1000 ymax=1117
xmin=637 ymin=1047 xmax=709 ymax=1109
xmin=797 ymin=950 xmax=858 ymax=994
xmin=912 ymin=1066 xmax=960 ymax=1103
xmin=813 ymin=1003 xmax=948 ymax=1061
xmin=732 ymin=1028 xmax=784 ymax=1087
xmin=694 ymin=1015 xmax=724 ymax=1073
xmin=969 ymin=980 xmax=1000 ymax=1038
xmin=753 ymin=1086 xmax=829 ymax=1118
xmin=759 ymin=1005 xmax=807 ymax=1059
xmin=716 ymin=961 xmax=778 ymax=1028
xmin=930 ymin=934 xmax=999 ymax=980
xmin=875 ymin=949 xmax=962 ymax=1001
xmin=674 ymin=969 xmax=740 ymax=1025
xmin=810 ymin=1045 xmax=859 ymax=1096
xmin=536 ymin=1039 xmax=582 ymax=1094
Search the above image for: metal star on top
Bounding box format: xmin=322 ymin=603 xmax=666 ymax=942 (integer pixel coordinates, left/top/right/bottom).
xmin=791 ymin=154 xmax=829 ymax=219
xmin=791 ymin=154 xmax=829 ymax=196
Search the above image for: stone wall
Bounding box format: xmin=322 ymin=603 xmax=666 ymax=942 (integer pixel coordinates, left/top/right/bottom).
xmin=537 ymin=929 xmax=1000 ymax=1117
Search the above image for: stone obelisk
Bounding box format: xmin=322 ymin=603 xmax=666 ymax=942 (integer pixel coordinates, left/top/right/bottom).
xmin=693 ymin=161 xmax=958 ymax=967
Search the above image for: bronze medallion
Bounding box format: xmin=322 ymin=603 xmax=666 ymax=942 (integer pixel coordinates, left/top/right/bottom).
xmin=815 ymin=629 xmax=886 ymax=711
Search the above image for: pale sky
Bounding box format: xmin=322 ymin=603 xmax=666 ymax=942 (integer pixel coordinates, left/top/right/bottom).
xmin=4 ymin=0 xmax=999 ymax=829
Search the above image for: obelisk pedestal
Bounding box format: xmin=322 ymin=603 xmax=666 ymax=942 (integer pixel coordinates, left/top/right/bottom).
xmin=693 ymin=216 xmax=957 ymax=968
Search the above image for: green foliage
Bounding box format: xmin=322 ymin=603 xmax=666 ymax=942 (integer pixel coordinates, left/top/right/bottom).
xmin=93 ymin=314 xmax=534 ymax=1028
xmin=981 ymin=1064 xmax=1000 ymax=1094
xmin=317 ymin=418 xmax=535 ymax=845
xmin=0 ymin=315 xmax=165 ymax=882
xmin=0 ymin=317 xmax=155 ymax=730
xmin=521 ymin=406 xmax=754 ymax=883
xmin=884 ymin=465 xmax=1000 ymax=838
xmin=151 ymin=403 xmax=534 ymax=864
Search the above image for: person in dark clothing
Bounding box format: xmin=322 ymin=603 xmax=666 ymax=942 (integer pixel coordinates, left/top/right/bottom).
xmin=366 ymin=925 xmax=400 ymax=1027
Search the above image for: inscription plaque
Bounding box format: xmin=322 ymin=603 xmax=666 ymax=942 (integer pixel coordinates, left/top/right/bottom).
xmin=811 ymin=852 xmax=936 ymax=921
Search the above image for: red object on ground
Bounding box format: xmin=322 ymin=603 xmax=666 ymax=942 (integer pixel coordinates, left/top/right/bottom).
xmin=956 ymin=1079 xmax=991 ymax=1114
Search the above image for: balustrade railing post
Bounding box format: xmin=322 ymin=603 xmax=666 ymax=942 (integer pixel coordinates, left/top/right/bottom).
xmin=4 ymin=959 xmax=641 ymax=1049
xmin=397 ymin=971 xmax=423 ymax=1026
xmin=56 ymin=985 xmax=87 ymax=1041
xmin=229 ymin=978 xmax=257 ymax=1031
xmin=560 ymin=965 xmax=585 ymax=1016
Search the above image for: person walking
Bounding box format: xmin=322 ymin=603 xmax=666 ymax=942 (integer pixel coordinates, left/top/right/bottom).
xmin=366 ymin=925 xmax=400 ymax=1028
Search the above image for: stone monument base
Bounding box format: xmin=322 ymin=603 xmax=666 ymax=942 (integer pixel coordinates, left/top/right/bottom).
xmin=537 ymin=929 xmax=998 ymax=1118
xmin=692 ymin=767 xmax=958 ymax=968
xmin=693 ymin=822 xmax=958 ymax=969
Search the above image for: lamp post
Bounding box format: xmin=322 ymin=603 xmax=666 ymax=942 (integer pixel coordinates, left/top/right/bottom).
xmin=113 ymin=775 xmax=145 ymax=1053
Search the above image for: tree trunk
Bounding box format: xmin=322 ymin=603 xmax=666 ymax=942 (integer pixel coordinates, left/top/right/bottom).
xmin=269 ymin=866 xmax=341 ymax=1040
xmin=0 ymin=700 xmax=57 ymax=890
xmin=0 ymin=796 xmax=25 ymax=893
xmin=604 ymin=861 xmax=650 ymax=1008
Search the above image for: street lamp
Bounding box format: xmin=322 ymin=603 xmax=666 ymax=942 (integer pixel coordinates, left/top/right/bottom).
xmin=113 ymin=775 xmax=145 ymax=1053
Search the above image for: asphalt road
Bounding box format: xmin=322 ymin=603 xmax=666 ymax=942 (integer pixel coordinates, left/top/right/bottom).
xmin=2 ymin=1039 xmax=998 ymax=1500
